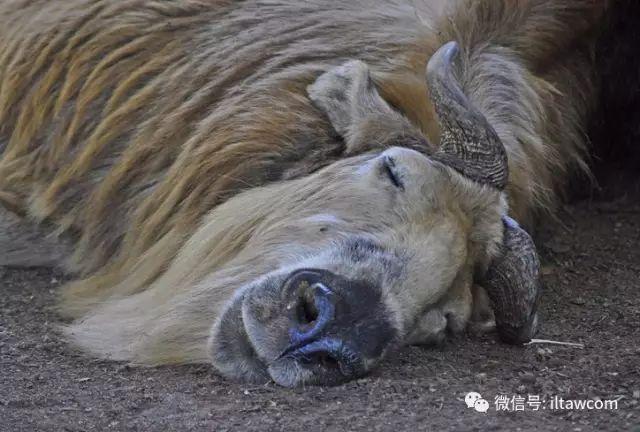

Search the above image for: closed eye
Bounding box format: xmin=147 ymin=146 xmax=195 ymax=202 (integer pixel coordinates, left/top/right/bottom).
xmin=381 ymin=155 xmax=404 ymax=190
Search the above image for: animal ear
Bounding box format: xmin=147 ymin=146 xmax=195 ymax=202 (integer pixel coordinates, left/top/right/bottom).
xmin=308 ymin=60 xmax=429 ymax=154
xmin=481 ymin=216 xmax=541 ymax=344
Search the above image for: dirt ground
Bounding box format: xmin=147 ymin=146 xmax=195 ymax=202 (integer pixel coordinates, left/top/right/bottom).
xmin=1 ymin=182 xmax=639 ymax=431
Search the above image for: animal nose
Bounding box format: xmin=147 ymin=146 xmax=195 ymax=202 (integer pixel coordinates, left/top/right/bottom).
xmin=278 ymin=269 xmax=366 ymax=381
xmin=287 ymin=276 xmax=336 ymax=342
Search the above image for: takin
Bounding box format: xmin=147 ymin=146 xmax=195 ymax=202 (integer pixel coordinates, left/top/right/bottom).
xmin=0 ymin=0 xmax=605 ymax=386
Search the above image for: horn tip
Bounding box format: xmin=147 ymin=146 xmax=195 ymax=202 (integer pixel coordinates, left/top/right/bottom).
xmin=442 ymin=41 xmax=460 ymax=58
xmin=502 ymin=215 xmax=521 ymax=230
xmin=426 ymin=41 xmax=460 ymax=80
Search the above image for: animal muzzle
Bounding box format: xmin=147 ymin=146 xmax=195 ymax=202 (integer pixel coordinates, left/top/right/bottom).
xmin=270 ymin=269 xmax=396 ymax=386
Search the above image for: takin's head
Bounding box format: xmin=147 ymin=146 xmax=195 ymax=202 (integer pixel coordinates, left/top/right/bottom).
xmin=66 ymin=42 xmax=541 ymax=387
xmin=207 ymin=42 xmax=541 ymax=386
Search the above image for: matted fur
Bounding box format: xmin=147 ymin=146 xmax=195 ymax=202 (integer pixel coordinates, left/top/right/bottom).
xmin=0 ymin=1 xmax=602 ymax=367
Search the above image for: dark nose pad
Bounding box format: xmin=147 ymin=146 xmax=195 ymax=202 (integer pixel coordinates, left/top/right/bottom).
xmin=278 ymin=270 xmax=364 ymax=379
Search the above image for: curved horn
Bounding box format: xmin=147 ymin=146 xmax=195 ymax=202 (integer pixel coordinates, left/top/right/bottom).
xmin=427 ymin=41 xmax=509 ymax=189
xmin=482 ymin=216 xmax=541 ymax=344
xmin=427 ymin=43 xmax=539 ymax=342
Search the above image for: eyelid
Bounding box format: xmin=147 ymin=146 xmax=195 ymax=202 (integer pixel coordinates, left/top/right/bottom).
xmin=381 ymin=155 xmax=404 ymax=190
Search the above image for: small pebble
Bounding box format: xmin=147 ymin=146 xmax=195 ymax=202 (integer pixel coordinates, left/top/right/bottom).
xmin=519 ymin=372 xmax=536 ymax=384
xmin=536 ymin=347 xmax=553 ymax=357
xmin=571 ymin=297 xmax=586 ymax=306
xmin=541 ymin=265 xmax=556 ymax=276
xmin=549 ymin=243 xmax=571 ymax=254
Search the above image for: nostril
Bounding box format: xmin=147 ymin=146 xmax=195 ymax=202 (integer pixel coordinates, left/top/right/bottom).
xmin=288 ymin=339 xmax=363 ymax=379
xmin=298 ymin=350 xmax=339 ymax=368
xmin=318 ymin=352 xmax=340 ymax=370
xmin=295 ymin=289 xmax=319 ymax=327
xmin=287 ymin=282 xmax=336 ymax=346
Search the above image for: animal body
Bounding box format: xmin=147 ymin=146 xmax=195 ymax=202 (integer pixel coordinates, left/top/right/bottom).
xmin=0 ymin=0 xmax=604 ymax=386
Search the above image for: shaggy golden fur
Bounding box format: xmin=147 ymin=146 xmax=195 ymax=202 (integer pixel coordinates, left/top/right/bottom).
xmin=0 ymin=0 xmax=604 ymax=379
